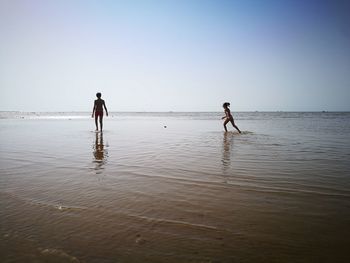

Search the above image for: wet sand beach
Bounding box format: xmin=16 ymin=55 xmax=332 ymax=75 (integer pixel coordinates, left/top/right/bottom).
xmin=1 ymin=112 xmax=350 ymax=262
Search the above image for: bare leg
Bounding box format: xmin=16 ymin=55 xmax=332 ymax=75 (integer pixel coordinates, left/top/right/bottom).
xmin=223 ymin=118 xmax=229 ymax=132
xmin=94 ymin=115 xmax=98 ymax=131
xmin=99 ymin=115 xmax=103 ymax=131
xmin=230 ymin=119 xmax=241 ymax=133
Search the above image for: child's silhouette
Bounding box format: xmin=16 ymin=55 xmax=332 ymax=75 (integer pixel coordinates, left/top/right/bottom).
xmin=92 ymin=92 xmax=108 ymax=131
xmin=222 ymin=102 xmax=241 ymax=133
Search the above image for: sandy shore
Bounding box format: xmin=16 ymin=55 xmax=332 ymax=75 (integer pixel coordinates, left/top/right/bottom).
xmin=1 ymin=112 xmax=350 ymax=262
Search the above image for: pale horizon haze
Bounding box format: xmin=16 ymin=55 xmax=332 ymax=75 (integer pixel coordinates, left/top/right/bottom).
xmin=1 ymin=0 xmax=349 ymax=112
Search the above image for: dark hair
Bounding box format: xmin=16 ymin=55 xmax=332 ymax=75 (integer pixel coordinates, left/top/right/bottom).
xmin=96 ymin=92 xmax=102 ymax=98
xmin=223 ymin=102 xmax=230 ymax=108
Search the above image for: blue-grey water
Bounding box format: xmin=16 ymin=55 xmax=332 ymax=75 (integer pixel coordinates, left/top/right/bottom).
xmin=1 ymin=112 xmax=350 ymax=262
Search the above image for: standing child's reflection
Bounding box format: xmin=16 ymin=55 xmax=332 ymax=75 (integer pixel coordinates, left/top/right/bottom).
xmin=93 ymin=132 xmax=108 ymax=172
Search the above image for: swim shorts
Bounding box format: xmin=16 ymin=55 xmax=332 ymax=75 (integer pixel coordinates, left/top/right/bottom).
xmin=95 ymin=111 xmax=103 ymax=118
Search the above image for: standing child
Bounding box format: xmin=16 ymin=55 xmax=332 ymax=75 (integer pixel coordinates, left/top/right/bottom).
xmin=222 ymin=102 xmax=241 ymax=133
xmin=92 ymin=92 xmax=108 ymax=131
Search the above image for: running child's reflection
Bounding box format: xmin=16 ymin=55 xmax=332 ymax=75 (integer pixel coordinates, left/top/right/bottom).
xmin=221 ymin=132 xmax=234 ymax=178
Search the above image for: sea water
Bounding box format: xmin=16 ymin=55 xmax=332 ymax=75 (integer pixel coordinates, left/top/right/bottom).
xmin=1 ymin=112 xmax=349 ymax=262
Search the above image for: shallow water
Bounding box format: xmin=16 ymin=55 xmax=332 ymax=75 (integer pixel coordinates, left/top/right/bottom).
xmin=1 ymin=112 xmax=350 ymax=262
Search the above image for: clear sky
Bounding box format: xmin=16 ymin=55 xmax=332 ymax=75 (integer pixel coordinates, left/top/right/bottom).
xmin=1 ymin=0 xmax=349 ymax=112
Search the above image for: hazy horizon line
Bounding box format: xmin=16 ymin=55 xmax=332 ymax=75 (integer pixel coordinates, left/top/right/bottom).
xmin=1 ymin=110 xmax=349 ymax=113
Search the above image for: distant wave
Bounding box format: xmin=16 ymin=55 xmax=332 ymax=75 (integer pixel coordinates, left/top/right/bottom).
xmin=1 ymin=111 xmax=349 ymax=121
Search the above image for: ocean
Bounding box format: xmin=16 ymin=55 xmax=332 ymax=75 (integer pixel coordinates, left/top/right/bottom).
xmin=1 ymin=111 xmax=350 ymax=262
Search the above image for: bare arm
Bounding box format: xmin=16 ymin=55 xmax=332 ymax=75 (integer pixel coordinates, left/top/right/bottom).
xmin=222 ymin=110 xmax=229 ymax=119
xmin=92 ymin=101 xmax=96 ymax=117
xmin=103 ymin=101 xmax=108 ymax=116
